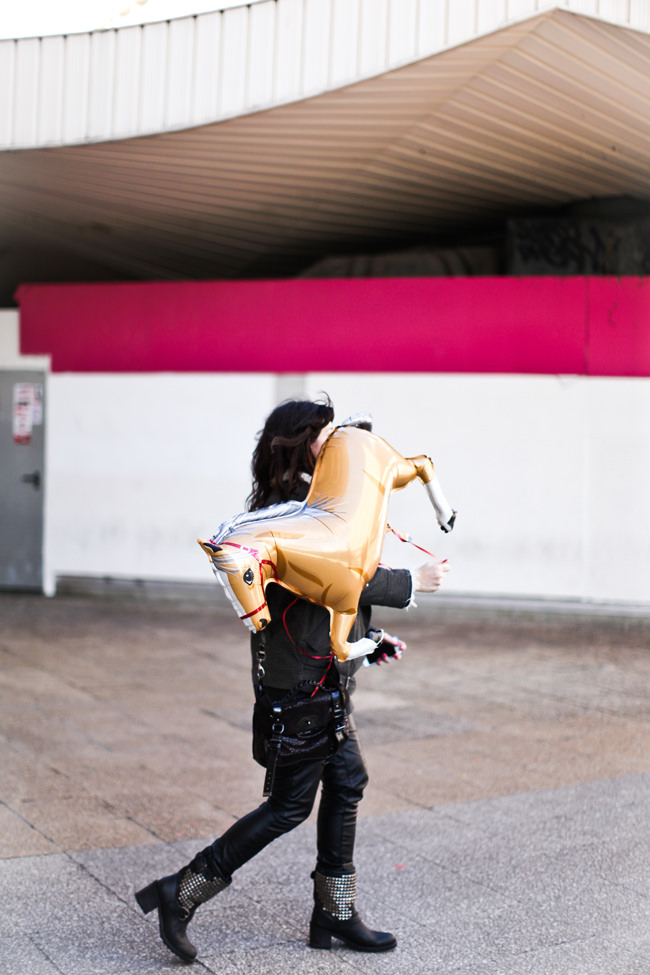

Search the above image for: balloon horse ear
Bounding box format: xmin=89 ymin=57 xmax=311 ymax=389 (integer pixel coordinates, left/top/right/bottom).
xmin=198 ymin=539 xmax=221 ymax=556
xmin=340 ymin=412 xmax=373 ymax=431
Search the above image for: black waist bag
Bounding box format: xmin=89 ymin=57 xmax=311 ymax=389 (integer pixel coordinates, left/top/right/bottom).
xmin=253 ymin=682 xmax=349 ymax=796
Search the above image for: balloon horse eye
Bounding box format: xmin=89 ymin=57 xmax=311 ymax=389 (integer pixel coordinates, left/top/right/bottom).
xmin=243 ymin=568 xmax=255 ymax=586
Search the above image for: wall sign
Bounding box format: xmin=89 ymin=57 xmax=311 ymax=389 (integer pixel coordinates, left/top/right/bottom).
xmin=12 ymin=382 xmax=42 ymax=444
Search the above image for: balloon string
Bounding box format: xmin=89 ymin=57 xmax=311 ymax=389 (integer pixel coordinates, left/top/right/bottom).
xmin=282 ymin=597 xmax=335 ymax=695
xmin=386 ymin=524 xmax=446 ymax=562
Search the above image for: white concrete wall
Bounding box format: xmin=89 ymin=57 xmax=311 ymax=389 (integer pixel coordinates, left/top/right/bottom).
xmin=40 ymin=370 xmax=650 ymax=606
xmin=2 ymin=305 xmax=646 ymax=606
xmin=312 ymin=373 xmax=650 ymax=606
xmin=46 ymin=373 xmax=273 ymax=584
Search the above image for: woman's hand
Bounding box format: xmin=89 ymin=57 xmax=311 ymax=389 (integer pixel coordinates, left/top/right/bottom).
xmin=414 ymin=559 xmax=450 ymax=592
xmin=363 ymin=631 xmax=406 ymax=666
xmin=376 ymin=632 xmax=406 ymax=664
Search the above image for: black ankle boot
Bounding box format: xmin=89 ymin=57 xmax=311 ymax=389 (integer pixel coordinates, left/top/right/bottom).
xmin=309 ymin=871 xmax=396 ymax=953
xmin=135 ymin=852 xmax=230 ymax=963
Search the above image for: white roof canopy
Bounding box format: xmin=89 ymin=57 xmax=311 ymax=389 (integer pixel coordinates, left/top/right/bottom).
xmin=1 ymin=1 xmax=649 ymax=300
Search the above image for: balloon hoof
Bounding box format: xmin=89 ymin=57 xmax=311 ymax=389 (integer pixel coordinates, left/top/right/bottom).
xmin=344 ymin=637 xmax=379 ymax=661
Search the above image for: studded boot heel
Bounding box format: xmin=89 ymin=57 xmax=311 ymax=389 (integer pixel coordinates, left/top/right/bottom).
xmin=309 ymin=870 xmax=396 ymax=952
xmin=135 ymin=851 xmax=231 ymax=963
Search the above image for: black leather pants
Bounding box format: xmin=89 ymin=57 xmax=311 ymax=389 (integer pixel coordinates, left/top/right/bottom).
xmin=204 ymin=717 xmax=368 ymax=880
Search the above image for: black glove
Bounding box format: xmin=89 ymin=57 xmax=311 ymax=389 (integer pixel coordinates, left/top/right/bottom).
xmin=363 ymin=629 xmax=406 ymax=666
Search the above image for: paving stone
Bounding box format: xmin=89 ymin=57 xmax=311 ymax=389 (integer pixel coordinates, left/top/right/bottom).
xmin=2 ymin=591 xmax=650 ymax=975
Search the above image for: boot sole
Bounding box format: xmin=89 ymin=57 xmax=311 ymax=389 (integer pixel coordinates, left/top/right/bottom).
xmin=310 ymin=925 xmax=397 ymax=953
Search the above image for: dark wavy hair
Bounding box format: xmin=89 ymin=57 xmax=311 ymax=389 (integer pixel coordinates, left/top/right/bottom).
xmin=247 ymin=396 xmax=334 ymax=511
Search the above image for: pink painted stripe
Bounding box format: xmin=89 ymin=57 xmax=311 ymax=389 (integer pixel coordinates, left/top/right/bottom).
xmin=587 ymin=278 xmax=650 ymax=377
xmin=15 ymin=277 xmax=650 ymax=376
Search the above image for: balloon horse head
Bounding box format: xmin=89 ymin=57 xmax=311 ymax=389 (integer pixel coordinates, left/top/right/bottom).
xmin=198 ymin=425 xmax=456 ymax=662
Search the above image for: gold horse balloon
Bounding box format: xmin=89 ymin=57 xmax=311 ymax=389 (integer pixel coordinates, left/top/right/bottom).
xmin=198 ymin=425 xmax=456 ymax=662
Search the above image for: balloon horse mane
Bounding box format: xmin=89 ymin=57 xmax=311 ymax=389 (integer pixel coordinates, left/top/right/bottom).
xmin=199 ymin=424 xmax=456 ymax=662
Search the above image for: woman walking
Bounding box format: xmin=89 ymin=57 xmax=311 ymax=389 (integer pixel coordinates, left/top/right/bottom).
xmin=135 ymin=397 xmax=449 ymax=963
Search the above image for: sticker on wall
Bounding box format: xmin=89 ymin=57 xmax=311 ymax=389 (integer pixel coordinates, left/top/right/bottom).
xmin=32 ymin=384 xmax=44 ymax=425
xmin=13 ymin=383 xmax=35 ymax=444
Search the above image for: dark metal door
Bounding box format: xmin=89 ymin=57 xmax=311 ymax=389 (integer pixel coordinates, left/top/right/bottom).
xmin=0 ymin=370 xmax=45 ymax=590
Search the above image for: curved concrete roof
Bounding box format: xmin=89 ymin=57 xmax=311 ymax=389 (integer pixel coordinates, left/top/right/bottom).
xmin=1 ymin=0 xmax=649 ymax=302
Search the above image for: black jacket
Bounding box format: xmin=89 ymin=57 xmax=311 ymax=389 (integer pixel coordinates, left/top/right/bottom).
xmin=249 ymin=483 xmax=412 ymax=692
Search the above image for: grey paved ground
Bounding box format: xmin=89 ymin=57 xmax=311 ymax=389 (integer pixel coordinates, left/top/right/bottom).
xmin=1 ymin=587 xmax=649 ymax=975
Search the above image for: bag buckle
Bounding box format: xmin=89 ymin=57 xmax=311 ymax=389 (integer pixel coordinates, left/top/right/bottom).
xmin=263 ymin=704 xmax=284 ymax=797
xmin=331 ymin=689 xmax=347 ymax=744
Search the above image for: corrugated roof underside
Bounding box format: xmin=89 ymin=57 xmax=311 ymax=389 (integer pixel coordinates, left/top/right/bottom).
xmin=1 ymin=9 xmax=649 ymax=287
